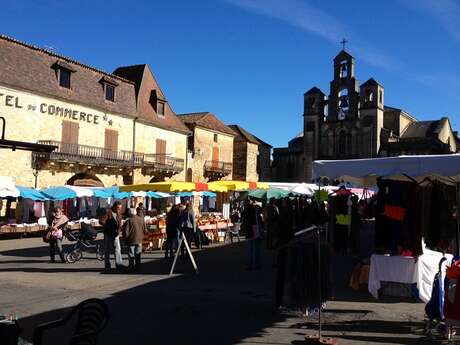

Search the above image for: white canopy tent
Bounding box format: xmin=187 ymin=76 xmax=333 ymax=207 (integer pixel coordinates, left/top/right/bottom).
xmin=313 ymin=154 xmax=460 ymax=185
xmin=313 ymin=154 xmax=460 ymax=255
xmin=0 ymin=176 xmax=19 ymax=198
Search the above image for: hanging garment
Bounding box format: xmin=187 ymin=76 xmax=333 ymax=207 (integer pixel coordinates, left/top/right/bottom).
xmin=277 ymin=241 xmax=330 ymax=310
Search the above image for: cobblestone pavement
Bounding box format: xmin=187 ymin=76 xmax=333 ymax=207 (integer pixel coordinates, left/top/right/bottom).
xmin=0 ymin=232 xmax=455 ymax=345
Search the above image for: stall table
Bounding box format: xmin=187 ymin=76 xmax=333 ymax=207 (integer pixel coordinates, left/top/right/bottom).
xmin=368 ymin=249 xmax=453 ymax=302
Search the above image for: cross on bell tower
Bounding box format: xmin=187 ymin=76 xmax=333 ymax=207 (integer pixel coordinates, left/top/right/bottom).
xmin=341 ymin=38 xmax=348 ymax=51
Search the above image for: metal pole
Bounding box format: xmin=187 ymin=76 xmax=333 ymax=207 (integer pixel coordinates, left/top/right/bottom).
xmin=456 ymin=182 xmax=460 ymax=256
xmin=317 ymin=225 xmax=322 ymax=340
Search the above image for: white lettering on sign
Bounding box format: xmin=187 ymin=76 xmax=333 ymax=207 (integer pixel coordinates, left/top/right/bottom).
xmin=0 ymin=90 xmax=111 ymax=126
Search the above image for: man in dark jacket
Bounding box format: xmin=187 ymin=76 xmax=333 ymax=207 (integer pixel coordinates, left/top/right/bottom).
xmin=180 ymin=202 xmax=196 ymax=258
xmin=122 ymin=208 xmax=146 ymax=271
xmin=100 ymin=201 xmax=124 ymax=270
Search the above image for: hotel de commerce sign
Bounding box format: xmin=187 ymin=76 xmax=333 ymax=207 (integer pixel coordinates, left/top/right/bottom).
xmin=0 ymin=90 xmax=113 ymax=126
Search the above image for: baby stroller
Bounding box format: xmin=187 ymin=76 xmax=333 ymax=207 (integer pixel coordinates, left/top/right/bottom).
xmin=64 ymin=223 xmax=104 ymax=263
xmin=424 ymin=257 xmax=448 ymax=337
xmin=444 ymin=256 xmax=460 ymax=341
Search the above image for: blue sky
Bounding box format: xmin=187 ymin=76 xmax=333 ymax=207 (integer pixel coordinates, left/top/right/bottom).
xmin=1 ymin=0 xmax=459 ymax=147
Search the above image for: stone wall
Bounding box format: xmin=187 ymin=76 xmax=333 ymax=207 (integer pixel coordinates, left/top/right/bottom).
xmin=0 ymin=84 xmax=187 ymax=187
xmin=257 ymin=145 xmax=272 ymax=181
xmin=245 ymin=142 xmax=259 ymax=181
xmin=189 ymin=127 xmax=234 ymax=182
xmin=232 ymin=139 xmax=247 ymax=180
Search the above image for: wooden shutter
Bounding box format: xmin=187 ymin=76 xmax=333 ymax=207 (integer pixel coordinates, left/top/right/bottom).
xmin=105 ymin=129 xmax=118 ymax=151
xmin=156 ymin=139 xmax=166 ymax=164
xmin=105 ymin=129 xmax=118 ymax=160
xmin=61 ymin=121 xmax=79 ymax=154
xmin=212 ymin=146 xmax=219 ymax=168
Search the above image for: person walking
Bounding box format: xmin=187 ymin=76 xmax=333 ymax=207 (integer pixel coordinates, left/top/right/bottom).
xmin=100 ymin=201 xmax=124 ymax=270
xmin=165 ymin=205 xmax=181 ymax=258
xmin=122 ymin=208 xmax=145 ymax=272
xmin=48 ymin=207 xmax=68 ymax=263
xmin=264 ymin=198 xmax=280 ymax=250
xmin=242 ymin=199 xmax=263 ymax=270
xmin=180 ymin=202 xmax=196 ymax=258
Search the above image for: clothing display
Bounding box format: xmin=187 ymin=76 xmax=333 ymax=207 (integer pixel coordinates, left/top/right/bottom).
xmin=276 ymin=241 xmax=330 ymax=310
xmin=376 ymin=179 xmax=457 ymax=256
xmin=328 ymin=189 xmax=361 ymax=255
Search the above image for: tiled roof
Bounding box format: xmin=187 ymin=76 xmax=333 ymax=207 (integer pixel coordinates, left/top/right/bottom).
xmin=178 ymin=112 xmax=236 ymax=136
xmin=304 ymin=86 xmax=325 ymax=95
xmin=0 ymin=34 xmax=137 ymax=116
xmin=114 ymin=65 xmax=190 ymax=134
xmin=401 ymin=119 xmax=445 ymax=139
xmin=228 ymin=125 xmax=260 ymax=145
xmin=361 ymin=78 xmax=382 ymax=87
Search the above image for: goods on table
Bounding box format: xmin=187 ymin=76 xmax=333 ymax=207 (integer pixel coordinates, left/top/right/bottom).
xmin=142 ymin=215 xmax=166 ymax=251
xmin=197 ymin=213 xmax=231 ymax=242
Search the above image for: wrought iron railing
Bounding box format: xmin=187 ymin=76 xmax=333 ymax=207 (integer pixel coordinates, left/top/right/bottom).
xmin=34 ymin=140 xmax=184 ymax=173
xmin=143 ymin=153 xmax=184 ymax=172
xmin=204 ymin=160 xmax=232 ymax=175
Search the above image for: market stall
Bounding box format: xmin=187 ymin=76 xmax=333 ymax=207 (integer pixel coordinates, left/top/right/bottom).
xmin=313 ymin=154 xmax=460 ymax=301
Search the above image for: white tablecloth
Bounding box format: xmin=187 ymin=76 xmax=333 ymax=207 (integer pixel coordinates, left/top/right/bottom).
xmin=369 ymin=249 xmax=453 ymax=302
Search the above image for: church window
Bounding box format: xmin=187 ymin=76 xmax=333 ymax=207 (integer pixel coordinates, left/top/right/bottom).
xmin=309 ymin=97 xmax=316 ymax=110
xmin=365 ymin=89 xmax=374 ymax=103
xmin=379 ymin=90 xmax=383 ymax=104
xmin=321 ymin=135 xmax=328 ymax=157
xmin=338 ymin=131 xmax=347 ymax=157
xmin=340 ymin=60 xmax=348 ymax=78
xmin=338 ymin=88 xmax=349 ymax=119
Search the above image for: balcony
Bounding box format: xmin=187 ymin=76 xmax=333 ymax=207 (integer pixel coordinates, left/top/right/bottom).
xmin=33 ymin=140 xmax=184 ymax=177
xmin=204 ymin=160 xmax=232 ymax=180
xmin=142 ymin=153 xmax=185 ymax=178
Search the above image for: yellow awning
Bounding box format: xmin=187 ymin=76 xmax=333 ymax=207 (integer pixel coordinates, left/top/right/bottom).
xmin=120 ymin=182 xmax=207 ymax=193
xmin=208 ymin=180 xmax=254 ymax=191
xmin=256 ymin=182 xmax=269 ymax=190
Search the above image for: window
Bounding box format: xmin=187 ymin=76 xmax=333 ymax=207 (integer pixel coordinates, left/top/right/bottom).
xmin=61 ymin=121 xmax=79 ymax=154
xmin=365 ymin=89 xmax=374 ymax=103
xmin=213 ymin=134 xmax=218 ymax=143
xmin=105 ymin=84 xmax=115 ymax=102
xmin=156 ymin=139 xmax=167 ymax=164
xmin=338 ymin=131 xmax=347 ymax=157
xmin=104 ymin=129 xmax=118 ymax=159
xmin=340 ymin=60 xmax=348 ymax=78
xmin=59 ymin=68 xmax=71 ymax=89
xmin=157 ymin=101 xmax=165 ymax=116
xmin=379 ymin=90 xmax=383 ymax=104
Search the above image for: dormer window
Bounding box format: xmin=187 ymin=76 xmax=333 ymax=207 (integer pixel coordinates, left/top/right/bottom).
xmin=105 ymin=84 xmax=115 ymax=102
xmin=149 ymin=90 xmax=167 ymax=117
xmin=59 ymin=68 xmax=71 ymax=89
xmin=52 ymin=60 xmax=76 ymax=90
xmin=99 ymin=76 xmax=119 ymax=102
xmin=157 ymin=101 xmax=165 ymax=116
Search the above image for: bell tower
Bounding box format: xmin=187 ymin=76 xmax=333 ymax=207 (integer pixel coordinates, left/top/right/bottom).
xmin=360 ymin=78 xmax=385 ymax=156
xmin=328 ymin=49 xmax=360 ymax=121
xmin=303 ymin=86 xmax=325 ymax=181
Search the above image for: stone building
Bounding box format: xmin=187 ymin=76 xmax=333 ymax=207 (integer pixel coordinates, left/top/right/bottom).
xmin=228 ymin=124 xmax=272 ymax=182
xmin=178 ymin=112 xmax=235 ymax=182
xmin=0 ymin=35 xmax=189 ymax=187
xmin=273 ymin=48 xmax=459 ymax=182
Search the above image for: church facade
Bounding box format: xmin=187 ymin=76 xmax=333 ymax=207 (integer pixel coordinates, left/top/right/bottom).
xmin=272 ymin=49 xmax=459 ymax=182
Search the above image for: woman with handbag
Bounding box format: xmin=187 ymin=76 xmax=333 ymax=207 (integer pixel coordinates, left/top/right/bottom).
xmin=47 ymin=207 xmax=68 ymax=263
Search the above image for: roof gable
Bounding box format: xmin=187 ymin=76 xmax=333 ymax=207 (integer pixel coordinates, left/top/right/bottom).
xmin=178 ymin=112 xmax=236 ymax=136
xmin=228 ymin=125 xmax=260 ymax=144
xmin=113 ymin=64 xmax=189 ymax=134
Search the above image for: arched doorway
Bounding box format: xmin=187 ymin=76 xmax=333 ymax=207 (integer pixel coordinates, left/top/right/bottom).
xmin=67 ymin=173 xmax=104 ymax=187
